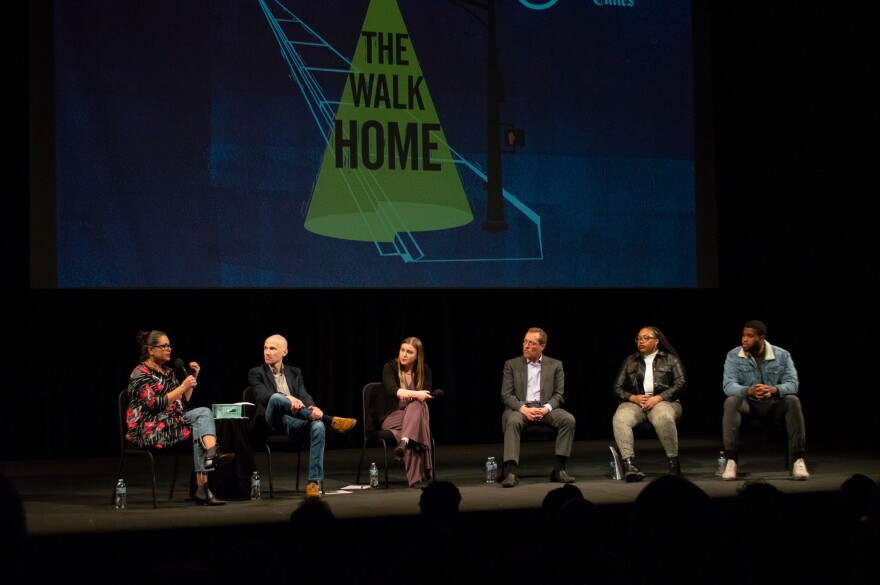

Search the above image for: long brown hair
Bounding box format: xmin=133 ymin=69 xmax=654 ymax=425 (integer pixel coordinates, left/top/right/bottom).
xmin=396 ymin=336 xmax=426 ymax=391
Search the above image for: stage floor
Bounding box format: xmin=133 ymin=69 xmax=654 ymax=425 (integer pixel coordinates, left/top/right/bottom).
xmin=7 ymin=436 xmax=878 ymax=535
xmin=4 ymin=437 xmax=879 ymax=584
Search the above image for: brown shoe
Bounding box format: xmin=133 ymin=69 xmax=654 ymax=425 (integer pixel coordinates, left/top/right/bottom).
xmin=306 ymin=482 xmax=321 ymax=499
xmin=331 ymin=417 xmax=357 ymax=433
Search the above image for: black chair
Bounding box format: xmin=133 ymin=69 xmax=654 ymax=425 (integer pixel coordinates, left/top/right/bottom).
xmin=741 ymin=416 xmax=792 ymax=470
xmin=355 ymin=381 xmax=436 ymax=488
xmin=522 ymin=421 xmax=559 ymax=443
xmin=111 ymin=388 xmax=187 ymax=508
xmin=242 ymin=386 xmax=309 ymax=497
xmin=515 ymin=421 xmax=559 ymax=477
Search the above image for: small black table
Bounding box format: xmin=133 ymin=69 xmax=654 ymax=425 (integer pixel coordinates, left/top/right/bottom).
xmin=188 ymin=417 xmax=256 ymax=500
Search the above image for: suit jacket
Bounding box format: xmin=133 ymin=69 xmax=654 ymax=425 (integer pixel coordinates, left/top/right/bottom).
xmin=501 ymin=354 xmax=565 ymax=412
xmin=247 ymin=363 xmax=316 ymax=435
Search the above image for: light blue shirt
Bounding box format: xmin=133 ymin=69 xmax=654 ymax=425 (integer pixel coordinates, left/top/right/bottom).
xmin=526 ymin=356 xmax=542 ymax=403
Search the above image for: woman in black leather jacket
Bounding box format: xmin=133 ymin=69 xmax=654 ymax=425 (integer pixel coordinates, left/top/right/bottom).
xmin=611 ymin=326 xmax=686 ymax=482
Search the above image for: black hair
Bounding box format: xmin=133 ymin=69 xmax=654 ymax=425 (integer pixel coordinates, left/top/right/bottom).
xmin=135 ymin=330 xmax=167 ymax=363
xmin=419 ymin=480 xmax=462 ymax=518
xmin=744 ymin=320 xmax=767 ymax=337
xmin=643 ymin=326 xmax=680 ymax=359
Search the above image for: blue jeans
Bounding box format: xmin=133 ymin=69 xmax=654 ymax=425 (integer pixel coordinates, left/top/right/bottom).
xmin=266 ymin=393 xmax=326 ymax=481
xmin=184 ymin=407 xmax=217 ymax=473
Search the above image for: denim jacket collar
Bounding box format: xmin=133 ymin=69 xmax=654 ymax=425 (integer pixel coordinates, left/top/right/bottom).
xmin=738 ymin=341 xmax=776 ymax=361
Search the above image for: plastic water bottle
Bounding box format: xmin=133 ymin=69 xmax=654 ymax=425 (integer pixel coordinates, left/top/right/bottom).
xmin=485 ymin=456 xmax=497 ymax=483
xmin=716 ymin=451 xmax=727 ymax=476
xmin=369 ymin=462 xmax=379 ymax=488
xmin=250 ymin=471 xmax=261 ymax=499
xmin=114 ymin=478 xmax=127 ymax=509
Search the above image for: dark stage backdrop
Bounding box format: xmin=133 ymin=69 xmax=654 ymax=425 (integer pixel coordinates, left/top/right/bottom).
xmin=8 ymin=287 xmax=876 ymax=462
xmin=14 ymin=2 xmax=878 ymax=461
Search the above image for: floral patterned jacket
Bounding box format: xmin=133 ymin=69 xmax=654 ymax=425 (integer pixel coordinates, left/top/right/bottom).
xmin=126 ymin=363 xmax=192 ymax=448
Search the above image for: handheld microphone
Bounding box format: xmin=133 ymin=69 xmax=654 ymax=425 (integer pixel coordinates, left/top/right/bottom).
xmin=173 ymin=358 xmax=190 ymax=381
xmin=429 ymin=388 xmax=444 ymax=398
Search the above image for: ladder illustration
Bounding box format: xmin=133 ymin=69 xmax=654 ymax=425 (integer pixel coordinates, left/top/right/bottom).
xmin=258 ymin=0 xmax=543 ymax=263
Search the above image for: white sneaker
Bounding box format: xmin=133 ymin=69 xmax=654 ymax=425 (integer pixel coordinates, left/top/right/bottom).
xmin=721 ymin=459 xmax=737 ymax=480
xmin=792 ymin=458 xmax=810 ymax=480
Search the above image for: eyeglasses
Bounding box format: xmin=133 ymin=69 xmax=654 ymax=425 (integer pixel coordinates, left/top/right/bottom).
xmin=523 ymin=340 xmax=543 ymax=347
xmin=634 ymin=336 xmax=657 ymax=343
xmin=152 ymin=344 xmax=173 ymax=351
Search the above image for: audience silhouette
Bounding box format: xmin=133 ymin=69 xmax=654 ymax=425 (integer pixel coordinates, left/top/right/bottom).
xmin=629 ymin=474 xmax=716 ymax=585
xmin=387 ymin=480 xmax=470 ymax=585
xmin=544 ymin=486 xmax=626 ymax=584
xmin=419 ymin=478 xmax=462 ymax=521
xmin=0 ymin=474 xmax=26 ymax=585
xmin=724 ymin=480 xmax=791 ymax=585
xmin=827 ymin=474 xmax=879 ymax=585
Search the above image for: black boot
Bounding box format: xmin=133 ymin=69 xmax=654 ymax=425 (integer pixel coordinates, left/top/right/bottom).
xmin=194 ymin=483 xmax=226 ymax=506
xmin=624 ymin=457 xmax=645 ymax=483
xmin=393 ymin=440 xmax=406 ymax=462
xmin=205 ymin=445 xmax=235 ymax=469
xmin=668 ymin=457 xmax=681 ymax=476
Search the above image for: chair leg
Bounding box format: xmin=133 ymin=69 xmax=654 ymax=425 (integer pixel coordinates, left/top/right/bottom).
xmin=431 ymin=436 xmax=437 ymax=480
xmin=168 ymin=451 xmax=180 ymax=501
xmin=266 ymin=444 xmax=274 ymax=498
xmin=355 ymin=441 xmax=367 ymax=485
xmin=146 ymin=451 xmax=158 ymax=509
xmin=115 ymin=451 xmax=159 ymax=508
xmin=296 ymin=448 xmax=302 ymax=492
xmin=382 ymin=439 xmax=390 ymax=489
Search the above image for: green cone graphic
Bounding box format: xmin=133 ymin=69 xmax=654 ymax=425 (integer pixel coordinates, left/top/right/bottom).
xmin=304 ymin=0 xmax=473 ymax=242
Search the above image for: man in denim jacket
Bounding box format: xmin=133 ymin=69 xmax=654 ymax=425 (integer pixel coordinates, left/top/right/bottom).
xmin=721 ymin=320 xmax=808 ymax=480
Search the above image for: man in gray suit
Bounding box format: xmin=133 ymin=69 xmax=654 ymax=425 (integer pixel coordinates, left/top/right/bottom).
xmin=500 ymin=327 xmax=576 ymax=487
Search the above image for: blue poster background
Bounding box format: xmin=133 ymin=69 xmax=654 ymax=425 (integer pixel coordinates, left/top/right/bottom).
xmin=54 ymin=0 xmax=695 ymax=287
